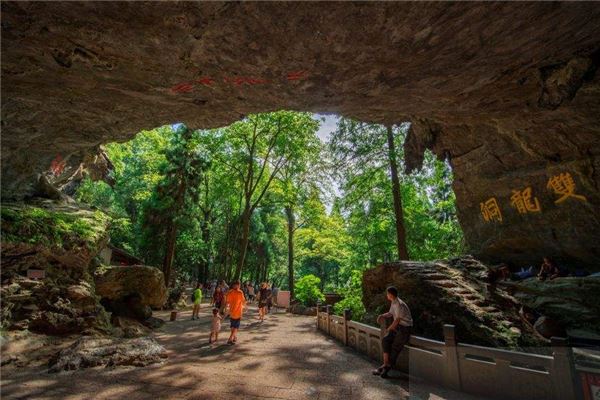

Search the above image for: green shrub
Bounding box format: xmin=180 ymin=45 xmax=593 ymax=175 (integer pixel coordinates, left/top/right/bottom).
xmin=333 ymin=291 xmax=365 ymax=321
xmin=295 ymin=274 xmax=325 ymax=306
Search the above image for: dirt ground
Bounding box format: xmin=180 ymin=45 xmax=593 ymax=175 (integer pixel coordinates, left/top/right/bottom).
xmin=1 ymin=305 xmax=487 ymax=399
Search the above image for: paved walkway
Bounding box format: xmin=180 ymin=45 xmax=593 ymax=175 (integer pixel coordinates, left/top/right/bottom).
xmin=1 ymin=306 xmax=486 ymax=400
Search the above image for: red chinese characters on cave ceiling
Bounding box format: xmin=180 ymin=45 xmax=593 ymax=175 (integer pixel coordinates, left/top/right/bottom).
xmin=170 ymin=71 xmax=309 ymax=93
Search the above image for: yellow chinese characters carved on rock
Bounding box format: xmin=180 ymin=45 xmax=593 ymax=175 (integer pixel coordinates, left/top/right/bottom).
xmin=547 ymin=172 xmax=587 ymax=203
xmin=480 ymin=197 xmax=502 ymax=223
xmin=510 ymin=187 xmax=541 ymax=214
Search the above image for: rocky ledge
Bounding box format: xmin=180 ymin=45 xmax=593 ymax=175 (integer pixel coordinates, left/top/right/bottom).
xmin=48 ymin=336 xmax=167 ymax=372
xmin=362 ymin=256 xmax=600 ymax=348
xmin=1 ymin=201 xmax=112 ymax=335
xmin=1 ymin=201 xmax=167 ymax=339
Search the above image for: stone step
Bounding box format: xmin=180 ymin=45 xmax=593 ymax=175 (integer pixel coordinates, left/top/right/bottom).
xmin=420 ymin=273 xmax=449 ymax=281
xmin=431 ymin=280 xmax=459 ymax=288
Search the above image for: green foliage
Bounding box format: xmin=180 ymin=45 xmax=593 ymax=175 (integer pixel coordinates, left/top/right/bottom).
xmin=1 ymin=204 xmax=109 ymax=248
xmin=329 ymin=118 xmax=464 ymax=267
xmin=294 ymin=274 xmax=325 ymax=306
xmin=73 ymin=113 xmax=464 ymax=304
xmin=333 ymin=270 xmax=366 ymax=320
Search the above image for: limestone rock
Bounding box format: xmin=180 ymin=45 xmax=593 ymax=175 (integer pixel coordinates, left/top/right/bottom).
xmin=48 ymin=336 xmax=167 ymax=372
xmin=111 ymin=316 xmax=150 ymax=338
xmin=0 ymin=201 xmax=112 ymax=334
xmin=1 ymin=3 xmax=599 ymax=269
xmin=362 ymin=259 xmax=543 ymax=348
xmin=289 ymin=304 xmax=317 ymax=316
xmin=505 ymin=276 xmax=600 ymax=337
xmin=95 ymin=266 xmax=167 ymax=309
xmin=47 ymin=146 xmax=115 ymax=196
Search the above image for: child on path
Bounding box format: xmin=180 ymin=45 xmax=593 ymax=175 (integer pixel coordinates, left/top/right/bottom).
xmin=209 ymin=308 xmax=222 ymax=344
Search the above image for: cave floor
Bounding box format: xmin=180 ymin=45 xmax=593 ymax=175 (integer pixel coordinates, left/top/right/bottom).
xmin=1 ymin=305 xmax=487 ymax=400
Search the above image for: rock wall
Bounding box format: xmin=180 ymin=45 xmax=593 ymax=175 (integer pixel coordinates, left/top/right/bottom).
xmin=362 ymin=258 xmax=600 ymax=347
xmin=1 ymin=201 xmax=113 ymax=334
xmin=0 ymin=201 xmax=167 ymax=335
xmin=1 ymin=2 xmax=599 ymax=267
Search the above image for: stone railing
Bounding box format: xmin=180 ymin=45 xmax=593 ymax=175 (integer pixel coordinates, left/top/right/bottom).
xmin=316 ymin=304 xmax=590 ymax=400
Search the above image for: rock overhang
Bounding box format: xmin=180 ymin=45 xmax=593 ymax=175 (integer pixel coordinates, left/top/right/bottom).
xmin=1 ymin=1 xmax=599 ymax=267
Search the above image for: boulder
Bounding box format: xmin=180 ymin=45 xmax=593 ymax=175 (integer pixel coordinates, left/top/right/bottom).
xmin=95 ymin=266 xmax=166 ymax=309
xmin=504 ymin=276 xmax=600 ymax=338
xmin=362 ymin=258 xmax=543 ymax=348
xmin=289 ymin=304 xmax=317 ymax=316
xmin=48 ymin=336 xmax=167 ymax=372
xmin=111 ymin=316 xmax=150 ymax=338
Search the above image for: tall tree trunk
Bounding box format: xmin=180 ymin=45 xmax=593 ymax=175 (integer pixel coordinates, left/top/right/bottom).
xmin=386 ymin=125 xmax=410 ymax=260
xmin=285 ymin=205 xmax=295 ymax=297
xmin=162 ymin=222 xmax=177 ymax=287
xmin=234 ymin=205 xmax=251 ymax=280
xmin=199 ymin=212 xmax=211 ymax=283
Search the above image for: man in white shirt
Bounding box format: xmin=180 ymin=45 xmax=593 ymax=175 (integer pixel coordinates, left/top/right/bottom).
xmin=373 ymin=286 xmax=412 ymax=378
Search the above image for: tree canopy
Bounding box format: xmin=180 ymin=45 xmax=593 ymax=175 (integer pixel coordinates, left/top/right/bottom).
xmin=76 ymin=112 xmax=464 ymax=318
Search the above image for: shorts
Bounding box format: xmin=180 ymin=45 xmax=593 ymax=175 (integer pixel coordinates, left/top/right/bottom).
xmin=230 ymin=318 xmax=241 ymax=329
xmin=382 ymin=326 xmax=411 ymax=362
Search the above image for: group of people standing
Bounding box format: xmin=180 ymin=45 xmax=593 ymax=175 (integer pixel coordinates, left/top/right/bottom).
xmin=191 ymin=279 xmax=278 ymax=346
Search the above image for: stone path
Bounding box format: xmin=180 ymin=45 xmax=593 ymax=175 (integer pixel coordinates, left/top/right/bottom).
xmin=1 ymin=305 xmax=487 ymax=400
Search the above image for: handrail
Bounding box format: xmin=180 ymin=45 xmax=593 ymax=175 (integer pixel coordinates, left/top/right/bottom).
xmin=315 ymin=307 xmax=577 ymax=400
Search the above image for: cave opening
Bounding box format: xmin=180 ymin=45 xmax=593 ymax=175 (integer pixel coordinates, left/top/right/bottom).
xmin=71 ymin=111 xmax=463 ymax=290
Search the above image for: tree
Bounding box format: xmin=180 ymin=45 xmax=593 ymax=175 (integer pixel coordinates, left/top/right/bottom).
xmin=386 ymin=125 xmax=410 ymax=260
xmin=142 ymin=125 xmax=210 ymax=286
xmin=217 ymin=111 xmax=320 ymax=280
xmin=273 ymin=132 xmax=322 ymax=297
xmin=329 ymin=120 xmax=410 ymax=260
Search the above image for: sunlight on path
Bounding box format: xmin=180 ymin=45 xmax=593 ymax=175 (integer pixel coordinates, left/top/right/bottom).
xmin=1 ymin=306 xmax=486 ymax=400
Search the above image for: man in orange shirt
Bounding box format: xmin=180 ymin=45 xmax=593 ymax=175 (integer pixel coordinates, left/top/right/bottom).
xmin=224 ymin=280 xmax=246 ymax=345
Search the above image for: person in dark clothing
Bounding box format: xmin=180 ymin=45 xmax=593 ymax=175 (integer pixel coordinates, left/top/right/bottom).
xmin=538 ymin=257 xmax=559 ymax=280
xmin=257 ymin=282 xmax=271 ymax=322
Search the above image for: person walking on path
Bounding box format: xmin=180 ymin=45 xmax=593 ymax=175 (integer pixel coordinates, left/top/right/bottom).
xmin=247 ymin=283 xmax=255 ymax=303
xmin=373 ymin=286 xmax=413 ymax=378
xmin=257 ymin=282 xmax=271 ymax=322
xmin=212 ymin=286 xmax=224 ymax=310
xmin=209 ymin=308 xmax=223 ymax=344
xmin=224 ymin=280 xmax=246 ymax=345
xmin=191 ymin=283 xmax=202 ymax=320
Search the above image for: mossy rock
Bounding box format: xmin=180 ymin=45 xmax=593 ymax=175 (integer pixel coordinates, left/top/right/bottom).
xmin=1 ymin=201 xmax=109 ymax=251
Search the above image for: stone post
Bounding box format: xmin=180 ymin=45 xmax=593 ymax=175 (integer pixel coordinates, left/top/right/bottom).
xmin=343 ymin=308 xmax=351 ymax=346
xmin=551 ymin=337 xmax=577 ymax=400
xmin=326 ymin=305 xmax=332 ymax=336
xmin=443 ymin=324 xmax=462 ymax=391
